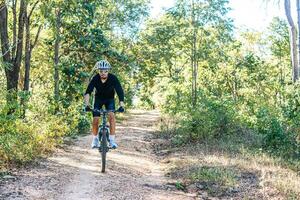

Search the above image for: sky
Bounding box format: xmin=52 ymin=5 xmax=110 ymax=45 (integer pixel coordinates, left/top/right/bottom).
xmin=150 ymin=0 xmax=175 ymax=18
xmin=150 ymin=0 xmax=293 ymax=31
xmin=228 ymin=0 xmax=286 ymax=31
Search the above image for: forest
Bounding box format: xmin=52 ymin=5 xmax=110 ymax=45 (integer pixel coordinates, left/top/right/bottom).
xmin=0 ymin=0 xmax=299 ymax=199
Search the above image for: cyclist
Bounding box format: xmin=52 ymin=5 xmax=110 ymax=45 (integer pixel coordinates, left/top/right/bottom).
xmin=84 ymin=60 xmax=125 ymax=149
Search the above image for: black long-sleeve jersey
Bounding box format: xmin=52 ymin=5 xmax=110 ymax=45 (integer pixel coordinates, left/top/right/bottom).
xmin=85 ymin=73 xmax=124 ymax=101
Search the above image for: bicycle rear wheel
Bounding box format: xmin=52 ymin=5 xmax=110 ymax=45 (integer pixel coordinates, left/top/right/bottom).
xmin=100 ymin=128 xmax=108 ymax=173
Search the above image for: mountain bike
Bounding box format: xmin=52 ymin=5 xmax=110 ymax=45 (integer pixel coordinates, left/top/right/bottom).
xmin=87 ymin=108 xmax=120 ymax=173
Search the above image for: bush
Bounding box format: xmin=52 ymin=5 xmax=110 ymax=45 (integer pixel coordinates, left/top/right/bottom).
xmin=0 ymin=127 xmax=40 ymax=166
xmin=171 ymin=97 xmax=238 ymax=144
xmin=60 ymin=103 xmax=90 ymax=136
xmin=0 ymin=110 xmax=70 ymax=168
xmin=256 ymin=107 xmax=299 ymax=159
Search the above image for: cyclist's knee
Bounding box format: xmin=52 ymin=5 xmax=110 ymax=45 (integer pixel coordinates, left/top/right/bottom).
xmin=108 ymin=112 xmax=115 ymax=119
xmin=92 ymin=117 xmax=99 ymax=125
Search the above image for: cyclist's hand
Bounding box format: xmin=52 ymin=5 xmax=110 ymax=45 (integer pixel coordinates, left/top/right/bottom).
xmin=118 ymin=106 xmax=125 ymax=113
xmin=85 ymin=105 xmax=92 ymax=112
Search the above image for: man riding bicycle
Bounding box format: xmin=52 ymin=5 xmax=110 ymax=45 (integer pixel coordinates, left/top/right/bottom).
xmin=84 ymin=60 xmax=125 ymax=149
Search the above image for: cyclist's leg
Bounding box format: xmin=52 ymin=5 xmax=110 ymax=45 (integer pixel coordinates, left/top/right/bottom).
xmin=92 ymin=98 xmax=103 ymax=135
xmin=92 ymin=117 xmax=99 ymax=136
xmin=105 ymin=99 xmax=118 ymax=148
xmin=91 ymin=98 xmax=104 ymax=148
xmin=108 ymin=112 xmax=116 ymax=134
xmin=91 ymin=116 xmax=100 ymax=148
xmin=105 ymin=99 xmax=116 ymax=135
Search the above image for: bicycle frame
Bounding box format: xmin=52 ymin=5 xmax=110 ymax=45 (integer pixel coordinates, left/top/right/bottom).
xmin=87 ymin=108 xmax=120 ymax=173
xmin=93 ymin=109 xmax=114 ymax=173
xmin=94 ymin=109 xmax=112 ymax=149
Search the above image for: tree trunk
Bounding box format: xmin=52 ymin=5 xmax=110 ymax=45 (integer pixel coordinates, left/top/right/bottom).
xmin=1 ymin=1 xmax=24 ymax=102
xmin=12 ymin=0 xmax=17 ymax=60
xmin=233 ymin=70 xmax=238 ymax=102
xmin=191 ymin=0 xmax=197 ymax=107
xmin=24 ymin=1 xmax=41 ymax=92
xmin=54 ymin=8 xmax=61 ymax=112
xmin=22 ymin=2 xmax=41 ymax=118
xmin=0 ymin=3 xmax=11 ymax=66
xmin=296 ymin=0 xmax=300 ymax=81
xmin=24 ymin=13 xmax=31 ymax=92
xmin=0 ymin=1 xmax=26 ymax=114
xmin=24 ymin=24 xmax=41 ymax=92
xmin=20 ymin=7 xmax=31 ymax=118
xmin=13 ymin=0 xmax=26 ymax=88
xmin=285 ymin=0 xmax=299 ymax=82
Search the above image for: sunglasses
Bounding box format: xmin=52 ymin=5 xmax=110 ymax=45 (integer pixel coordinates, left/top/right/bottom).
xmin=97 ymin=70 xmax=109 ymax=74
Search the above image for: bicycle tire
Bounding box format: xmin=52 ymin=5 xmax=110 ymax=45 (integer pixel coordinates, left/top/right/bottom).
xmin=100 ymin=128 xmax=107 ymax=173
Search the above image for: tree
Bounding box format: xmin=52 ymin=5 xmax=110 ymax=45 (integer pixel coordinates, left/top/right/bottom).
xmin=297 ymin=0 xmax=300 ymax=81
xmin=0 ymin=1 xmax=26 ymax=106
xmin=53 ymin=7 xmax=61 ymax=112
xmin=21 ymin=0 xmax=43 ymax=117
xmin=133 ymin=0 xmax=233 ymax=109
xmin=191 ymin=0 xmax=198 ymax=107
xmin=40 ymin=0 xmax=149 ymax=110
xmin=284 ymin=0 xmax=298 ymax=82
xmin=266 ymin=17 xmax=290 ymax=106
xmin=265 ymin=0 xmax=300 ymax=82
xmin=24 ymin=1 xmax=42 ymax=92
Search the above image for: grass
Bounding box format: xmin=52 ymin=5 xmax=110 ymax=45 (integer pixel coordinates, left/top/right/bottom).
xmin=175 ymin=181 xmax=185 ymax=190
xmin=157 ymin=117 xmax=300 ymax=199
xmin=189 ymin=166 xmax=238 ymax=187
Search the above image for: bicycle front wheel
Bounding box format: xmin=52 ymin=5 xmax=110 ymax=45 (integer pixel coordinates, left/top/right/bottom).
xmin=100 ymin=128 xmax=108 ymax=173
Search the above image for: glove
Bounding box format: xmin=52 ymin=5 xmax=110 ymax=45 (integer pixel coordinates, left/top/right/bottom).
xmin=118 ymin=106 xmax=125 ymax=113
xmin=85 ymin=105 xmax=92 ymax=112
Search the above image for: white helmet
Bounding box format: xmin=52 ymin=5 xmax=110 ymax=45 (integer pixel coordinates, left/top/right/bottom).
xmin=94 ymin=60 xmax=111 ymax=70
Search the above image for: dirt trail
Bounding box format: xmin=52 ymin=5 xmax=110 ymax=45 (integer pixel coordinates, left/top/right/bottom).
xmin=0 ymin=110 xmax=196 ymax=200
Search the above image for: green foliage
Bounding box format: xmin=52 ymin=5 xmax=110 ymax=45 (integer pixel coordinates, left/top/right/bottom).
xmin=0 ymin=112 xmax=68 ymax=167
xmin=175 ymin=181 xmax=185 ymax=191
xmin=171 ymin=97 xmax=238 ymax=145
xmin=0 ymin=90 xmax=92 ymax=168
xmin=256 ymin=107 xmax=299 ymax=158
xmin=1 ymin=0 xmax=150 ymax=169
xmin=267 ymin=17 xmax=290 ymax=59
xmin=189 ymin=166 xmax=238 ymax=187
xmin=187 ymin=166 xmax=239 ymax=197
xmin=61 ymin=103 xmax=90 ymax=136
xmin=137 ymin=0 xmax=298 ymax=165
xmin=76 ymin=114 xmax=90 ymax=135
xmin=0 ymin=0 xmax=298 ymax=173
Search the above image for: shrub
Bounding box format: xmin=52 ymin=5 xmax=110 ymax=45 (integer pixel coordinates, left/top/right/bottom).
xmin=171 ymin=97 xmax=238 ymax=144
xmin=0 ymin=110 xmax=70 ymax=168
xmin=256 ymin=107 xmax=299 ymax=159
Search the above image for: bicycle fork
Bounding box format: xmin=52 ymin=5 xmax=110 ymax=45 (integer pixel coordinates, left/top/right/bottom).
xmin=98 ymin=126 xmax=110 ymax=152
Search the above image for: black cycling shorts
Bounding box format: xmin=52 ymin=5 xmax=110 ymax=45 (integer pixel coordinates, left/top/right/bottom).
xmin=93 ymin=98 xmax=115 ymax=117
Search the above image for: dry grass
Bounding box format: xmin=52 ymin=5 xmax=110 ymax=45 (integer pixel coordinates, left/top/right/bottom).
xmin=155 ymin=127 xmax=300 ymax=199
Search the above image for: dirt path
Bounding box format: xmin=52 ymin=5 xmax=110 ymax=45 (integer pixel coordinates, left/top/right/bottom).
xmin=0 ymin=110 xmax=196 ymax=200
